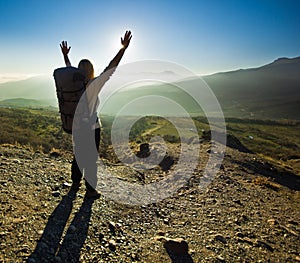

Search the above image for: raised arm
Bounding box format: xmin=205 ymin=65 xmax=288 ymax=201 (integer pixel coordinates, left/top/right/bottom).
xmin=102 ymin=30 xmax=132 ymax=73
xmin=85 ymin=31 xmax=132 ymax=115
xmin=60 ymin=41 xmax=72 ymax=67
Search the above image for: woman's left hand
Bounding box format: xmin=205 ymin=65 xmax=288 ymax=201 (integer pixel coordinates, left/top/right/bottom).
xmin=121 ymin=31 xmax=132 ymax=49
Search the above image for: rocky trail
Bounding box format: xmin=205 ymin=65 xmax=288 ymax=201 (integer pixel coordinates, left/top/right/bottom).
xmin=0 ymin=141 xmax=299 ymax=262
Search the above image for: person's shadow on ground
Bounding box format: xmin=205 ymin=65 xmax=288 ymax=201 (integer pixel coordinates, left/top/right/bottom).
xmin=28 ymin=190 xmax=95 ymax=263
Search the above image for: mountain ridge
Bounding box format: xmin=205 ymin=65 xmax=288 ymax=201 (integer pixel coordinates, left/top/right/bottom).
xmin=206 ymin=56 xmax=300 ymax=76
xmin=0 ymin=56 xmax=299 ymax=119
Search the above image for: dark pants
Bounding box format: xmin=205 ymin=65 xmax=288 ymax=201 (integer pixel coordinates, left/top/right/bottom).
xmin=71 ymin=127 xmax=100 ymax=191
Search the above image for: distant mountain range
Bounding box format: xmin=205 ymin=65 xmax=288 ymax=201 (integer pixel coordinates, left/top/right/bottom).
xmin=0 ymin=75 xmax=57 ymax=107
xmin=0 ymin=57 xmax=299 ymax=119
xmin=100 ymin=57 xmax=300 ymax=119
xmin=0 ymin=98 xmax=56 ymax=109
xmin=202 ymin=56 xmax=300 ymax=119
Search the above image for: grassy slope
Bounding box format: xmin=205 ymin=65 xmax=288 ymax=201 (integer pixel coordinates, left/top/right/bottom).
xmin=0 ymin=108 xmax=71 ymax=153
xmin=1 ymin=108 xmax=299 ymax=174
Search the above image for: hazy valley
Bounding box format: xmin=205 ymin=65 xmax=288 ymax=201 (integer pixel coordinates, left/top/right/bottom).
xmin=1 ymin=56 xmax=299 ymax=120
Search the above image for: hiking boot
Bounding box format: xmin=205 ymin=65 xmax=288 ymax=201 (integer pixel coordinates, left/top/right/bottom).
xmin=86 ymin=189 xmax=101 ymax=199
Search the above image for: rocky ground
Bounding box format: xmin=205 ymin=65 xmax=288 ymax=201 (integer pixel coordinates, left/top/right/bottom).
xmin=0 ymin=140 xmax=299 ymax=263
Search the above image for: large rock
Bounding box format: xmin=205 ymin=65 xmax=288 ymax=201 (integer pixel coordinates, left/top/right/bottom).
xmin=164 ymin=238 xmax=189 ymax=255
xmin=136 ymin=143 xmax=150 ymax=158
xmin=154 ymin=237 xmax=189 ymax=256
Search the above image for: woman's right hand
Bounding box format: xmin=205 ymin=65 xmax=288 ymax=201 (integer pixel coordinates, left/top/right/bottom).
xmin=60 ymin=41 xmax=71 ymax=55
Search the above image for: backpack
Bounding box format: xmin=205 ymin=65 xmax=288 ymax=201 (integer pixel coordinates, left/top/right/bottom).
xmin=53 ymin=67 xmax=89 ymax=134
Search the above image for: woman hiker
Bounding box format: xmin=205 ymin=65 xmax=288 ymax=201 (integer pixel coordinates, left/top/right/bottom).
xmin=59 ymin=30 xmax=132 ymax=198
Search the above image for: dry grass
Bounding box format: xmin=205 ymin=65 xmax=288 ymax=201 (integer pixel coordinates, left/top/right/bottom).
xmin=252 ymin=176 xmax=282 ymax=191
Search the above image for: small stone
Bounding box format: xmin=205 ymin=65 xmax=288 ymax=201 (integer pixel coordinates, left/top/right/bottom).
xmin=85 ymin=244 xmax=92 ymax=251
xmin=216 ymin=255 xmax=225 ymax=262
xmin=236 ymin=232 xmax=244 ymax=238
xmin=62 ymin=182 xmax=71 ymax=188
xmin=52 ymin=191 xmax=60 ymax=197
xmin=115 ymin=222 xmax=122 ymax=229
xmin=237 ymin=237 xmax=253 ymax=245
xmin=108 ymin=240 xmax=117 ymax=251
xmin=53 ymin=185 xmax=60 ymax=191
xmin=267 ymin=219 xmax=278 ymax=225
xmin=109 ymin=221 xmax=116 ymax=233
xmin=288 ymin=220 xmax=298 ymax=226
xmin=156 ymin=230 xmax=165 ymax=236
xmin=37 ymin=230 xmax=43 ymax=235
xmin=0 ymin=232 xmax=7 ymax=237
xmin=233 ymin=199 xmax=243 ymax=206
xmin=163 ymin=218 xmax=169 ymax=224
xmin=49 ymin=151 xmax=61 ymax=158
xmin=295 ymin=255 xmax=300 ymax=262
xmin=215 ymin=234 xmax=227 ymax=244
xmin=255 ymin=240 xmax=274 ymax=252
xmin=242 ymin=214 xmax=248 ymax=221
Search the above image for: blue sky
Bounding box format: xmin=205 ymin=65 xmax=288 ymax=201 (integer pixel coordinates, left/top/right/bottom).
xmin=0 ymin=0 xmax=299 ymax=80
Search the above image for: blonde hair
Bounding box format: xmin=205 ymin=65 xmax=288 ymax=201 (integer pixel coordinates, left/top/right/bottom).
xmin=78 ymin=59 xmax=94 ymax=81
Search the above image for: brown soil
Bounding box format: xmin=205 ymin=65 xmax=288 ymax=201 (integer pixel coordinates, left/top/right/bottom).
xmin=0 ymin=142 xmax=299 ymax=263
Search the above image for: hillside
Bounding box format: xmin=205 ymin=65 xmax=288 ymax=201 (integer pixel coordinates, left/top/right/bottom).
xmin=0 ymin=57 xmax=299 ymax=119
xmin=202 ymin=57 xmax=300 ymax=119
xmin=1 ymin=108 xmax=299 ymax=173
xmin=100 ymin=57 xmax=300 ymax=119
